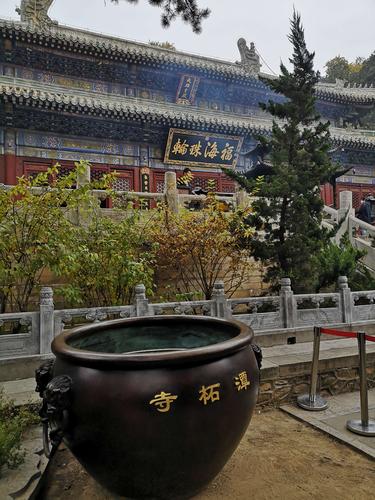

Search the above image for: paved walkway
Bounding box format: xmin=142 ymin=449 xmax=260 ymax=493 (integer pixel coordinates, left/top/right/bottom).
xmin=281 ymin=389 xmax=375 ymax=459
xmin=263 ymin=336 xmax=375 ymax=367
xmin=0 ymin=425 xmax=47 ymax=500
xmin=0 ymin=377 xmax=39 ymax=406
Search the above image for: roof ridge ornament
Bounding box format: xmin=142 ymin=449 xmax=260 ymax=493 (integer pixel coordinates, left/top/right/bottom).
xmin=236 ymin=38 xmax=261 ymax=76
xmin=16 ymin=0 xmax=57 ymax=28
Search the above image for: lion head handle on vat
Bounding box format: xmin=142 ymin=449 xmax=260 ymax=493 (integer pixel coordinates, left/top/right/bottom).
xmin=36 ymin=360 xmax=72 ymax=457
xmin=251 ymin=344 xmax=263 ymax=369
xmin=16 ymin=0 xmax=57 ymax=28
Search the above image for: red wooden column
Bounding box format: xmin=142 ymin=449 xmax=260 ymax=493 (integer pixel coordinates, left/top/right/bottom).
xmin=4 ymin=129 xmax=17 ymax=185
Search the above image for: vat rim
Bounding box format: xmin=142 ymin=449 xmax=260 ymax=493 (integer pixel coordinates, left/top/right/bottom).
xmin=52 ymin=315 xmax=254 ymax=368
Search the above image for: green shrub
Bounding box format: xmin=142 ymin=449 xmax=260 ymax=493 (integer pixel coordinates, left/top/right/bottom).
xmin=0 ymin=391 xmax=38 ymax=474
xmin=57 ymin=210 xmax=155 ymax=307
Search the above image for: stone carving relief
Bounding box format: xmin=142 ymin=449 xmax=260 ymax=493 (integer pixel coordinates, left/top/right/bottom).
xmin=236 ymin=38 xmax=261 ymax=76
xmin=16 ymin=0 xmax=57 ymax=27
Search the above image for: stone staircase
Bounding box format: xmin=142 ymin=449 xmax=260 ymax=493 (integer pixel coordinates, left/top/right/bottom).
xmin=324 ymin=192 xmax=375 ymax=274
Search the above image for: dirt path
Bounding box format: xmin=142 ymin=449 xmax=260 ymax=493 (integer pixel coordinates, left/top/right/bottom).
xmin=37 ymin=409 xmax=375 ymax=500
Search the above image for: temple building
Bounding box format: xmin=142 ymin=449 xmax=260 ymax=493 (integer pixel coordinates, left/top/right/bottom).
xmin=0 ymin=3 xmax=374 ymax=207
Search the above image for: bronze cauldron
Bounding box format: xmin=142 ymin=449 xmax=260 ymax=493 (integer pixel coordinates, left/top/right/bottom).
xmin=37 ymin=316 xmax=261 ymax=499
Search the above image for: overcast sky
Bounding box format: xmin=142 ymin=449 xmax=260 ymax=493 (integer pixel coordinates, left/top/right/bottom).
xmin=1 ymin=0 xmax=374 ymax=74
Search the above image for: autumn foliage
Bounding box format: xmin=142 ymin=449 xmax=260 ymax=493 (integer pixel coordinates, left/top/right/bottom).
xmin=151 ymin=194 xmax=254 ymax=300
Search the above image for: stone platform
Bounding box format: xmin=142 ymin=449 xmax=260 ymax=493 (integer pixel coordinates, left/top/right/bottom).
xmin=2 ymin=336 xmax=374 ymax=408
xmin=281 ymin=389 xmax=375 ymax=459
xmin=259 ymin=337 xmax=375 ymax=406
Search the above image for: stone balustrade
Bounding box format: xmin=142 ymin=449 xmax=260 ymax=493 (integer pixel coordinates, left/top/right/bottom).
xmin=2 ymin=276 xmax=375 ymax=360
xmin=0 ymin=168 xmax=240 ymax=215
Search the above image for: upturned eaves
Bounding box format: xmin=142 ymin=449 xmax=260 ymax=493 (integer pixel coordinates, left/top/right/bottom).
xmin=1 ymin=19 xmax=375 ymax=106
xmin=1 ymin=76 xmax=374 ymax=150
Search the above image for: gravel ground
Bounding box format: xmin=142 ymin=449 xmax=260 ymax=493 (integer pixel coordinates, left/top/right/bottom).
xmin=37 ymin=409 xmax=375 ymax=500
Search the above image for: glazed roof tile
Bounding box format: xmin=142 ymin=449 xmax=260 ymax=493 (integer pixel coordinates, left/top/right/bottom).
xmin=0 ymin=19 xmax=257 ymax=82
xmin=1 ymin=18 xmax=374 ymax=105
xmin=316 ymin=82 xmax=375 ymax=105
xmin=1 ymin=76 xmax=374 ymax=149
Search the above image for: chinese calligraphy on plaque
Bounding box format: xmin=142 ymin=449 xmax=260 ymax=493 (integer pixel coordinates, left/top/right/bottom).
xmin=176 ymin=75 xmax=200 ymax=105
xmin=164 ymin=129 xmax=243 ymax=169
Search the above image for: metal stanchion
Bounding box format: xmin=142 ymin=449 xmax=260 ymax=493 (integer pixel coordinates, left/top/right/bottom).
xmin=297 ymin=326 xmax=328 ymax=411
xmin=347 ymin=332 xmax=375 ymax=436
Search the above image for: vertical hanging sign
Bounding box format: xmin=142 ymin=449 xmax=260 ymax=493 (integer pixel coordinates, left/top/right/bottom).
xmin=176 ymin=75 xmax=200 ymax=105
xmin=141 ymin=170 xmax=150 ymax=192
xmin=140 ymin=167 xmax=150 ymax=209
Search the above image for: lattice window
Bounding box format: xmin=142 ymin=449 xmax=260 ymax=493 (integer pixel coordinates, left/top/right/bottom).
xmin=156 ymin=180 xmax=165 ymax=193
xmin=91 ymin=169 xmax=107 ymax=182
xmin=24 ymin=164 xmax=49 ymax=184
xmin=353 ymin=191 xmax=362 ymax=209
xmin=192 ymin=177 xmax=217 ymax=191
xmin=114 ymin=177 xmax=131 ymax=192
xmin=56 ymin=166 xmax=73 ymax=178
xmin=27 ymin=171 xmax=42 ymax=181
xmin=221 ymin=183 xmax=235 ymax=194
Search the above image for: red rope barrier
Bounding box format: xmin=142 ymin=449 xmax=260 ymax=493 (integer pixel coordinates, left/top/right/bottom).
xmin=319 ymin=328 xmax=375 ymax=342
xmin=320 ymin=328 xmax=357 ymax=338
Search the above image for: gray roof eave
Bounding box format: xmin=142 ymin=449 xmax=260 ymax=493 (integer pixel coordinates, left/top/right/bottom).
xmin=0 ymin=76 xmax=374 ymax=148
xmin=1 ymin=19 xmax=374 ymax=104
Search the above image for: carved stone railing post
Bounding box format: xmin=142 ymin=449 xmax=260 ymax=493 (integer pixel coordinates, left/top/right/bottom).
xmin=76 ymin=162 xmax=91 ymax=188
xmin=338 ymin=276 xmax=353 ymax=324
xmin=279 ymin=278 xmax=296 ymax=328
xmin=40 ymin=287 xmax=55 ymax=354
xmin=164 ymin=172 xmax=179 ymax=214
xmin=212 ymin=281 xmax=231 ymax=319
xmin=235 ymin=190 xmax=250 ymax=210
xmin=75 ymin=162 xmax=97 ymax=226
xmin=134 ymin=284 xmax=151 ymax=317
xmin=338 ymin=190 xmax=353 ymax=220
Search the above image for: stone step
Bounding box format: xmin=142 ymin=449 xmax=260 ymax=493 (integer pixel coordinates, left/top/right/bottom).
xmin=259 ymin=337 xmax=375 ymax=407
xmin=261 ymin=336 xmax=375 ymax=379
xmin=0 ymin=354 xmax=53 ymax=383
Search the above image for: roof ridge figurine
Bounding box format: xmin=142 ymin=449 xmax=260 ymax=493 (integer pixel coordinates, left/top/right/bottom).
xmin=16 ymin=0 xmax=57 ymax=28
xmin=236 ymin=38 xmax=261 ymax=76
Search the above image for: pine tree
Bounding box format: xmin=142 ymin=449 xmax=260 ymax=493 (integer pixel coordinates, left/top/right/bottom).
xmin=229 ymin=11 xmax=338 ymax=292
xmin=110 ymin=1 xmax=210 ymax=33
